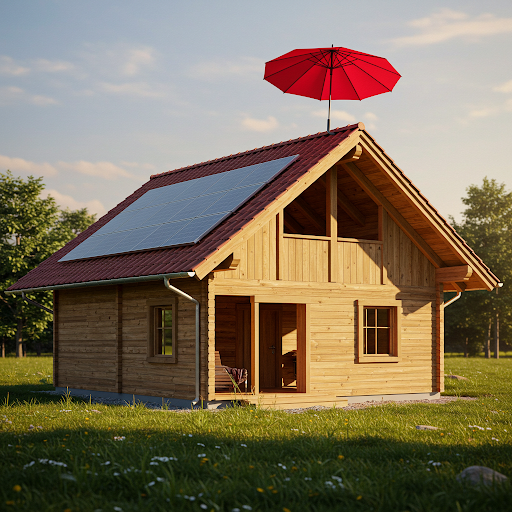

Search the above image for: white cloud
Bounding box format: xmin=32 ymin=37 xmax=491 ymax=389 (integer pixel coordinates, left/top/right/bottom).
xmin=0 ymin=154 xmax=58 ymax=176
xmin=57 ymin=160 xmax=142 ymax=180
xmin=391 ymin=9 xmax=512 ymax=46
xmin=0 ymin=55 xmax=30 ymax=76
xmin=98 ymin=81 xmax=165 ymax=98
xmin=494 ymin=80 xmax=512 ymax=93
xmin=363 ymin=112 xmax=378 ymax=130
xmin=120 ymin=161 xmax=156 ymax=170
xmin=34 ymin=59 xmax=75 ymax=73
xmin=44 ymin=189 xmax=106 ymax=216
xmin=468 ymin=107 xmax=498 ymax=118
xmin=122 ymin=47 xmax=155 ymax=76
xmin=312 ymin=109 xmax=356 ymax=123
xmin=241 ymin=115 xmax=279 ymax=132
xmin=0 ymin=86 xmax=58 ymax=106
xmin=81 ymin=43 xmax=157 ymax=79
xmin=189 ymin=57 xmax=264 ymax=81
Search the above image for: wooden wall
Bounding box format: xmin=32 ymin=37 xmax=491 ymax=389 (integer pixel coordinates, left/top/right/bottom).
xmin=56 ymin=278 xmax=208 ymax=400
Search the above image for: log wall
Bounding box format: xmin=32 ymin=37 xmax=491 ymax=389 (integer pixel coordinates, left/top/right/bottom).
xmin=56 ymin=278 xmax=208 ymax=400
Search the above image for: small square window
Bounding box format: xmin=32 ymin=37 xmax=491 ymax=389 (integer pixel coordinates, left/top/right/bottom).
xmin=357 ymin=300 xmax=401 ymax=363
xmin=147 ymin=298 xmax=177 ymax=363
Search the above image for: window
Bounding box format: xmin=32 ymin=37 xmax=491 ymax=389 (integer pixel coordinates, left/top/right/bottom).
xmin=357 ymin=300 xmax=401 ymax=363
xmin=147 ymin=298 xmax=177 ymax=363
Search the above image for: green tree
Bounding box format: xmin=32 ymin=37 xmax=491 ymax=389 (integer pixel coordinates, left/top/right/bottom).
xmin=445 ymin=177 xmax=512 ymax=356
xmin=0 ymin=171 xmax=96 ymax=356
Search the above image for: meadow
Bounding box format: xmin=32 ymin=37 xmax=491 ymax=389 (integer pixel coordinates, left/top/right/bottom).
xmin=1 ymin=355 xmax=511 ymax=512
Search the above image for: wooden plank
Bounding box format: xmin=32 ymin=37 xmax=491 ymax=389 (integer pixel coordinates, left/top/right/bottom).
xmin=276 ymin=212 xmax=284 ymax=280
xmin=343 ymin=161 xmax=445 ymax=269
xmin=116 ymin=285 xmax=123 ymax=393
xmin=435 ymin=265 xmax=472 ymax=283
xmin=326 ymin=167 xmax=337 ymax=282
xmin=296 ymin=303 xmax=310 ymax=393
xmin=251 ymin=298 xmax=259 ymax=395
xmin=53 ymin=290 xmax=59 ymax=387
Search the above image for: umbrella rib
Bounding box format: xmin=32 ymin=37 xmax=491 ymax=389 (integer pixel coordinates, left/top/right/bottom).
xmin=264 ymin=57 xmax=319 ymax=80
xmin=347 ymin=61 xmax=396 ymax=92
xmin=278 ymin=61 xmax=325 ymax=97
xmin=339 ymin=64 xmax=362 ymax=101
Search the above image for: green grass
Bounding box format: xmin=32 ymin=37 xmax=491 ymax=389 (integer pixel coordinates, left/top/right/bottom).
xmin=1 ymin=356 xmax=511 ymax=512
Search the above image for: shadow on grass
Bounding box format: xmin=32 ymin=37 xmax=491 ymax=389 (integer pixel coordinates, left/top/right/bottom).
xmin=0 ymin=384 xmax=87 ymax=406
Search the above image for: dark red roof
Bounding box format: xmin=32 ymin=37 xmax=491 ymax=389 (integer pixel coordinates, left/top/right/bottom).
xmin=8 ymin=124 xmax=360 ymax=290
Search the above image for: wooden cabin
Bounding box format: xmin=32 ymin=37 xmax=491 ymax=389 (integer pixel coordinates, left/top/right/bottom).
xmin=7 ymin=123 xmax=499 ymax=409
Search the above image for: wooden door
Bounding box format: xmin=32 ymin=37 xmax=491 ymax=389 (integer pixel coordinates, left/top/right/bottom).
xmin=259 ymin=305 xmax=282 ymax=390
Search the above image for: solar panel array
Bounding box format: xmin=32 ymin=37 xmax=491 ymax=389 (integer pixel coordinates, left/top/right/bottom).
xmin=60 ymin=155 xmax=298 ymax=262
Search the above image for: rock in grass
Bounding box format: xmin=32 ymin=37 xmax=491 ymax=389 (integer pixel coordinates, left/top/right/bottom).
xmin=456 ymin=466 xmax=508 ymax=486
xmin=445 ymin=374 xmax=468 ymax=381
xmin=416 ymin=425 xmax=438 ymax=430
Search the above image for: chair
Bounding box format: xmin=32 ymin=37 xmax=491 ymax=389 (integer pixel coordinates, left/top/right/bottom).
xmin=215 ymin=351 xmax=247 ymax=392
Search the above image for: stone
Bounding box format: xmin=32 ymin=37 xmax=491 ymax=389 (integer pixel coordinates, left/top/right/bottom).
xmin=416 ymin=425 xmax=438 ymax=430
xmin=445 ymin=374 xmax=468 ymax=381
xmin=456 ymin=466 xmax=508 ymax=486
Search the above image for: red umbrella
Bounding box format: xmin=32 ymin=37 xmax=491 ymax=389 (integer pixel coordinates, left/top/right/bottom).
xmin=264 ymin=46 xmax=401 ymax=132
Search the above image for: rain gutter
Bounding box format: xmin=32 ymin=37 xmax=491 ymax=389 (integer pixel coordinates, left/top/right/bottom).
xmin=163 ymin=277 xmax=201 ymax=408
xmin=4 ymin=272 xmax=196 ymax=295
xmin=444 ymin=292 xmax=461 ymax=308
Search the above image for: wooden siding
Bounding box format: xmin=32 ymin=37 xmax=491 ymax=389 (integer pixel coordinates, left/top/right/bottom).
xmin=213 ymin=279 xmax=438 ymax=398
xmin=56 ymin=278 xmax=208 ymax=400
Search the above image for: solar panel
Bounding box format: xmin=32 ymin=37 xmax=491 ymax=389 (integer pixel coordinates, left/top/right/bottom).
xmin=60 ymin=154 xmax=298 ymax=261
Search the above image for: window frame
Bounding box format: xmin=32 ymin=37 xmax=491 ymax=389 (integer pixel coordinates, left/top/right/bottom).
xmin=356 ymin=299 xmax=401 ymax=363
xmin=146 ymin=297 xmax=177 ymax=364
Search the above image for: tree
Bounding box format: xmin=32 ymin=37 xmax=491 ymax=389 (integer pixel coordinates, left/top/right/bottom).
xmin=445 ymin=177 xmax=512 ymax=356
xmin=0 ymin=171 xmax=96 ymax=356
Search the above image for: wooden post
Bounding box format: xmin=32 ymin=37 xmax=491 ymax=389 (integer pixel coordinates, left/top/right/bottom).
xmin=296 ymin=304 xmax=310 ymax=393
xmin=435 ymin=283 xmax=444 ymax=392
xmin=326 ymin=167 xmax=337 ymax=282
xmin=251 ymin=297 xmax=260 ymax=395
xmin=16 ymin=317 xmax=23 ymax=358
xmin=276 ymin=211 xmax=284 ymax=280
xmin=53 ymin=290 xmax=58 ymax=387
xmin=116 ymin=285 xmax=123 ymax=393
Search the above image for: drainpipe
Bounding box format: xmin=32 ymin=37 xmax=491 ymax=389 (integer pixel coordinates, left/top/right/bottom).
xmin=163 ymin=275 xmax=200 ymax=408
xmin=21 ymin=292 xmax=54 ymax=314
xmin=444 ymin=292 xmax=461 ymax=308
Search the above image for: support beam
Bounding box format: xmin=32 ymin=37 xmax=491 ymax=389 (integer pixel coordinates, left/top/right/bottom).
xmin=436 ymin=265 xmax=472 ymax=283
xmin=276 ymin=212 xmax=284 ymax=280
xmin=343 ymin=162 xmax=444 ymax=269
xmin=296 ymin=304 xmax=310 ymax=393
xmin=250 ymin=298 xmax=259 ymax=395
xmin=319 ymin=175 xmax=365 ymax=227
xmin=338 ymin=144 xmax=362 ymax=163
xmin=116 ymin=285 xmax=123 ymax=393
xmin=212 ymin=254 xmax=240 ymax=272
xmin=435 ymin=283 xmax=444 ymax=392
xmin=294 ymin=196 xmax=324 ymax=232
xmin=326 ymin=167 xmax=337 ymax=282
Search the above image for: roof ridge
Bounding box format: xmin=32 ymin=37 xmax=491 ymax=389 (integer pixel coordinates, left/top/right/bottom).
xmin=150 ymin=122 xmax=364 ymax=179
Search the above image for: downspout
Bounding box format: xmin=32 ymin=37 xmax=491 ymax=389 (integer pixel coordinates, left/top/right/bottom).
xmin=21 ymin=292 xmax=54 ymax=314
xmin=444 ymin=292 xmax=461 ymax=308
xmin=163 ymin=275 xmax=200 ymax=408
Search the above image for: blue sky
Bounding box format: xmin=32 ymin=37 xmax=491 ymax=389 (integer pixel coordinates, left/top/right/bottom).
xmin=1 ymin=1 xmax=511 ymax=222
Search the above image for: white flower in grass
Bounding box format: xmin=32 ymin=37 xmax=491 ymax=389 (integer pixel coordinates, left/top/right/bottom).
xmin=113 ymin=436 xmax=125 ymax=441
xmin=147 ymin=481 xmax=155 ymax=487
xmin=113 ymin=507 xmax=123 ymax=512
xmin=188 ymin=496 xmax=196 ymax=501
xmin=240 ymin=444 xmax=247 ymax=447
xmin=198 ymin=453 xmax=206 ymax=458
xmin=23 ymin=461 xmax=35 ymax=469
xmin=305 ymin=477 xmax=312 ymax=481
xmin=100 ymin=461 xmax=111 ymax=466
xmin=332 ymin=475 xmax=343 ymax=483
xmin=149 ymin=462 xmax=159 ymax=466
xmin=200 ymin=506 xmax=208 ymax=510
xmin=197 ymin=442 xmax=205 ymax=446
xmin=242 ymin=506 xmax=252 ymax=510
xmin=113 ymin=472 xmax=120 ymax=476
xmin=232 ymin=509 xmax=241 ymax=512
xmin=215 ymin=446 xmax=221 ymax=449
xmin=156 ymin=477 xmax=165 ymax=482
xmin=284 ymin=477 xmax=291 ymax=482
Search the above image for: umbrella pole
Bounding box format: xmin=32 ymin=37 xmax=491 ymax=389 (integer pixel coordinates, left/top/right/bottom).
xmin=327 ymin=47 xmax=334 ymax=134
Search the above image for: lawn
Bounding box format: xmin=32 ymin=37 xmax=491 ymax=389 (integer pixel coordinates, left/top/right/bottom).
xmin=1 ymin=356 xmax=511 ymax=512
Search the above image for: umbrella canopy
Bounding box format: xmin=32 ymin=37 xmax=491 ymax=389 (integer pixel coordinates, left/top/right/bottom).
xmin=264 ymin=46 xmax=401 ymax=131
